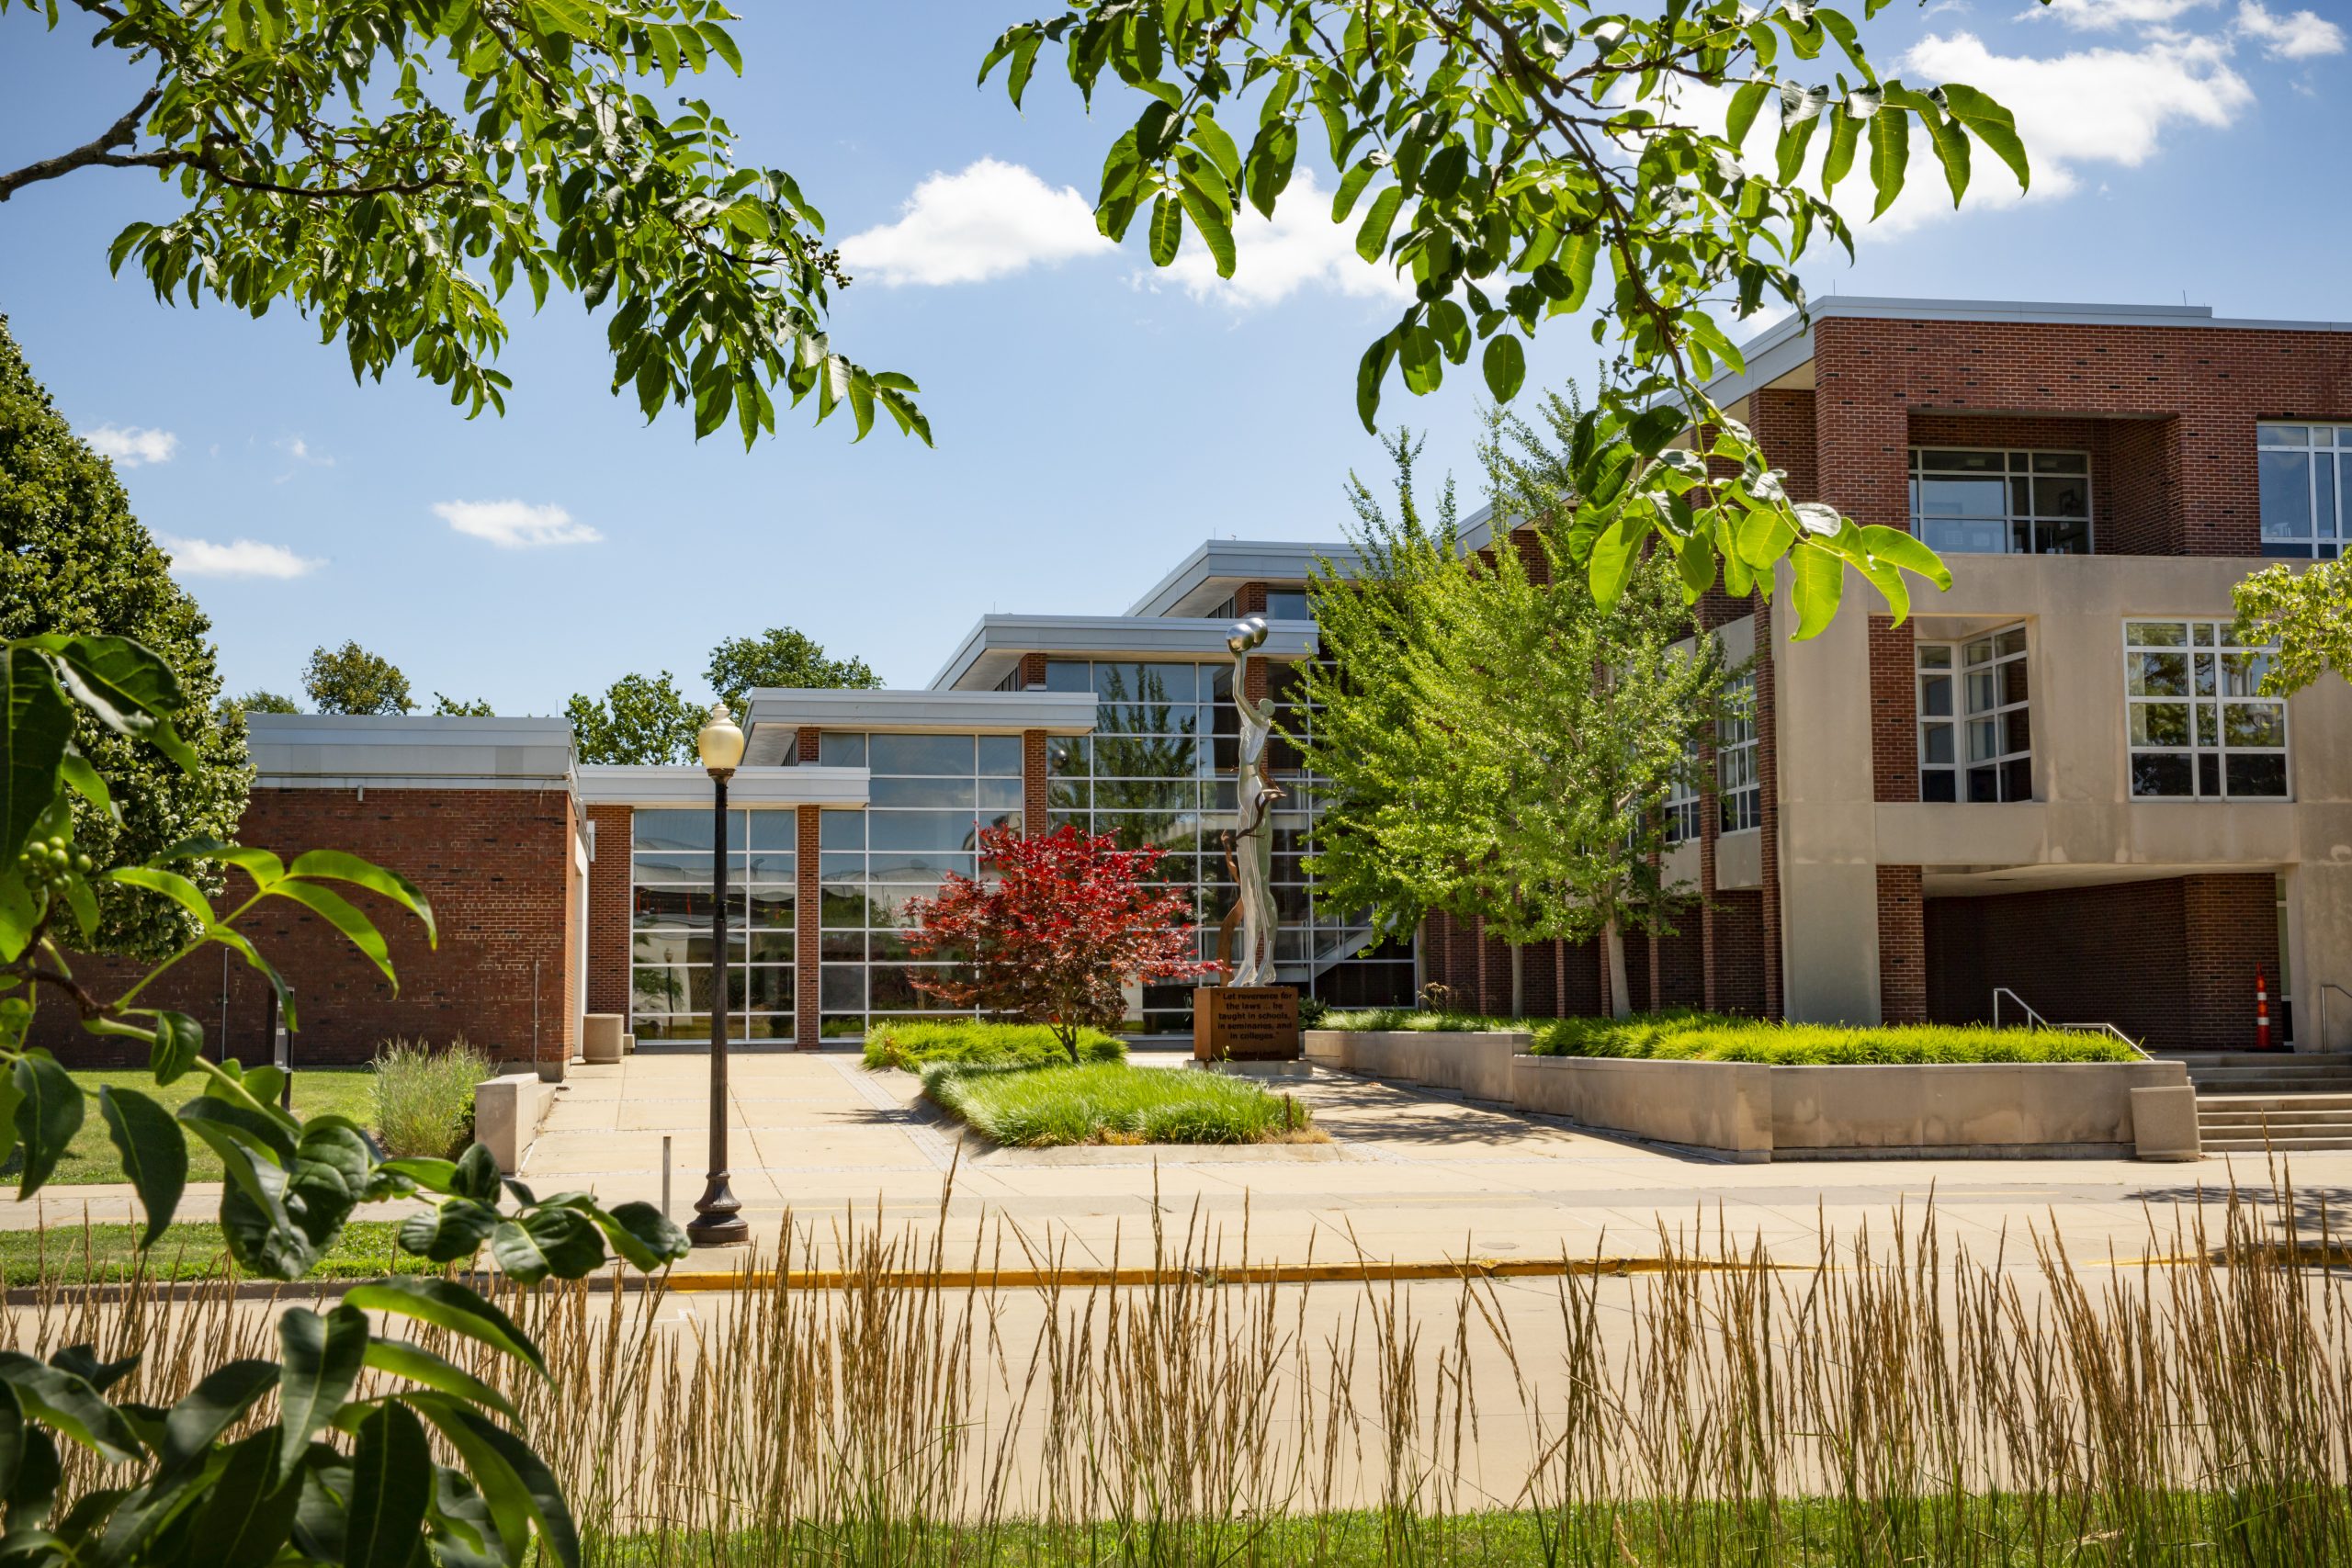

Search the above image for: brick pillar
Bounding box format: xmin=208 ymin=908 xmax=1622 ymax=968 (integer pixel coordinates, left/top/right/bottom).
xmin=1876 ymin=865 xmax=1927 ymax=1024
xmin=1018 ymin=651 xmax=1047 ymax=688
xmin=1236 ymin=581 xmax=1268 ymax=615
xmin=584 ymin=804 xmax=633 ymax=1017
xmin=1869 ymin=615 xmax=1919 ymax=803
xmin=1757 ymin=596 xmax=1783 ymax=1020
xmin=796 ymin=805 xmax=820 ymax=1048
xmin=1022 ymin=728 xmax=1048 ymax=834
xmin=1647 ymin=845 xmax=1663 ymax=1013
xmin=797 ymin=726 xmax=820 ymax=763
xmin=2182 ymin=873 xmax=2281 ymax=1050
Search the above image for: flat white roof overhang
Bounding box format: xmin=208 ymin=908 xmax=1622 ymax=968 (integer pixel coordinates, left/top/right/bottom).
xmin=1125 ymin=538 xmax=1360 ymax=618
xmin=574 ymin=765 xmax=871 ymax=808
xmin=743 ymin=688 xmax=1102 ymax=740
xmin=931 ymin=615 xmax=1319 ymax=692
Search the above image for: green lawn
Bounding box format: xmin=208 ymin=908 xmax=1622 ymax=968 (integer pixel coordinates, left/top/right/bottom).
xmin=42 ymin=1068 xmax=378 ymax=1187
xmin=1323 ymin=1008 xmax=2136 ymax=1065
xmin=863 ymin=1020 xmax=1125 ymax=1072
xmin=0 ymin=1219 xmax=437 ymax=1287
xmin=922 ymin=1062 xmax=1317 ymax=1147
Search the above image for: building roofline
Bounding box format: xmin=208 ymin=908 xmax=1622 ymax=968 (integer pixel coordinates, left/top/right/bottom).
xmin=575 ymin=765 xmax=871 ymax=808
xmin=929 ymin=615 xmax=1320 ymax=691
xmin=1702 ymin=296 xmax=2352 ymax=409
xmin=1124 ymin=537 xmax=1360 ymax=618
xmin=742 ymin=688 xmax=1101 ymax=737
xmin=245 ymin=713 xmax=575 ymax=790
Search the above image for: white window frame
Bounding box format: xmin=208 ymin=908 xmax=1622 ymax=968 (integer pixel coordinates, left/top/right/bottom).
xmin=1917 ymin=625 xmax=2034 ymax=804
xmin=1717 ymin=672 xmax=1759 ymax=834
xmin=2122 ymin=619 xmax=2291 ymax=801
xmin=2256 ymin=423 xmax=2351 ymax=560
xmin=1664 ymin=737 xmax=1703 ymax=846
xmin=1908 ymin=446 xmax=2094 ymax=557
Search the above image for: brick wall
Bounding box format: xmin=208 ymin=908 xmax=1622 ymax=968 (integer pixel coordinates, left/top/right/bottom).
xmin=1810 ymin=314 xmax=2352 ymax=555
xmin=1018 ymin=652 xmax=1048 ymax=688
xmin=1711 ymin=890 xmax=1770 ymax=1017
xmin=585 ymin=804 xmax=633 ymax=1018
xmin=2183 ymin=873 xmax=2281 ymax=1050
xmin=41 ymin=786 xmax=576 ymax=1068
xmin=1868 ymin=615 xmax=1919 ymax=804
xmin=1876 ymin=865 xmax=1927 ymax=1024
xmin=1924 ymin=874 xmax=2278 ymax=1050
xmin=1022 ymin=728 xmax=1048 ymax=834
xmin=796 ymin=806 xmax=821 ymax=1046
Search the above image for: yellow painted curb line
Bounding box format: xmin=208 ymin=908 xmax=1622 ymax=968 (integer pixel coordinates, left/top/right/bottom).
xmin=650 ymin=1255 xmax=1809 ymax=1293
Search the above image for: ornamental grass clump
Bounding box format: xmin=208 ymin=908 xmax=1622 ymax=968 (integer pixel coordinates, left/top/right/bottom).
xmin=862 ymin=1019 xmax=1125 ymax=1072
xmin=370 ymin=1034 xmax=494 ymax=1156
xmin=922 ymin=1062 xmax=1313 ymax=1146
xmin=1529 ymin=1010 xmax=2136 ymax=1064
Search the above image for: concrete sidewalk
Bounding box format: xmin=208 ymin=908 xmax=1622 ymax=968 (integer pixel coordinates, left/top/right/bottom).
xmin=13 ymin=1053 xmax=2340 ymax=1274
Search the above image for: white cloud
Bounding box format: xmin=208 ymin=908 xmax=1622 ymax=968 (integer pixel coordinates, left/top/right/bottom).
xmin=433 ymin=499 xmax=602 ymax=549
xmin=2236 ymin=0 xmax=2345 ymax=57
xmin=838 ymin=158 xmax=1114 ymax=287
xmin=278 ymin=435 xmax=334 ymax=466
xmin=2034 ymin=0 xmax=2215 ymax=27
xmin=158 ymin=536 xmax=322 ymax=580
xmin=85 ymin=424 xmax=178 ymax=468
xmin=1147 ymin=169 xmax=1416 ymax=310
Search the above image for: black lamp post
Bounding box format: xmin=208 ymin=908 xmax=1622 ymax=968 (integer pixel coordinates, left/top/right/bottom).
xmin=689 ymin=703 xmax=751 ymax=1248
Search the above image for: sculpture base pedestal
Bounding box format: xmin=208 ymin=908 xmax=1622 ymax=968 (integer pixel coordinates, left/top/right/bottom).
xmin=1193 ymin=987 xmax=1301 ymax=1061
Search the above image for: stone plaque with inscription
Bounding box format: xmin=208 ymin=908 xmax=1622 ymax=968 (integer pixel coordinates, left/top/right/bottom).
xmin=1193 ymin=986 xmax=1302 ymax=1060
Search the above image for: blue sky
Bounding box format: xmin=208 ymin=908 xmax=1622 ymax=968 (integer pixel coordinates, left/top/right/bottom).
xmin=1 ymin=0 xmax=2345 ymax=710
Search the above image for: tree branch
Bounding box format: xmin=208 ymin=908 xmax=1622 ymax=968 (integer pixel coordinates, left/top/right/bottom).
xmin=0 ymin=87 xmax=160 ymax=202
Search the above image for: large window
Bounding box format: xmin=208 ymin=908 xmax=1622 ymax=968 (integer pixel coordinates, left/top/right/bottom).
xmin=1718 ymin=672 xmax=1759 ymax=833
xmin=2257 ymin=423 xmax=2349 ymax=559
xmin=630 ymin=808 xmax=796 ymax=1043
xmin=817 ymin=732 xmax=1023 ymax=1037
xmin=1917 ymin=626 xmax=2031 ymax=802
xmin=2123 ymin=620 xmax=2289 ymax=799
xmin=1663 ymin=739 xmax=1703 ymax=845
xmin=1909 ymin=448 xmax=2091 ymax=556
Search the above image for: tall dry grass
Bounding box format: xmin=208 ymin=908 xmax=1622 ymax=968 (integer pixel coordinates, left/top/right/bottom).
xmin=7 ymin=1179 xmax=2347 ymax=1566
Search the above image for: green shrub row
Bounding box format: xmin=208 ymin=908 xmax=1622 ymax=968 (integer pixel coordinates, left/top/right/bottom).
xmin=922 ymin=1062 xmax=1309 ymax=1146
xmin=1323 ymin=1008 xmax=2137 ymax=1065
xmin=862 ymin=1020 xmax=1126 ymax=1071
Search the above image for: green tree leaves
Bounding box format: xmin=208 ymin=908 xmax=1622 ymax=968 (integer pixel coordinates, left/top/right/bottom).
xmin=3 ymin=4 xmax=922 ymax=448
xmin=564 ymin=671 xmax=702 ymax=765
xmin=98 ymin=1086 xmax=185 ymax=1247
xmin=985 ymin=1 xmax=2031 ymax=629
xmin=301 ymin=643 xmax=413 ymax=716
xmin=2233 ymin=558 xmax=2352 ymax=697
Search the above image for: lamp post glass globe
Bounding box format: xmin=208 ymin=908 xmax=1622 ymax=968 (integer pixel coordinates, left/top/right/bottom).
xmin=696 ymin=703 xmax=746 ymax=775
xmin=1226 ymin=615 xmax=1270 ymax=657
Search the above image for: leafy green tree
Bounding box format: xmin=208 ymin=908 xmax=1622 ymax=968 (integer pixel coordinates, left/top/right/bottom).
xmin=433 ymin=692 xmax=497 ymax=716
xmin=2233 ymin=559 xmax=2352 ymax=696
xmin=0 ymin=316 xmax=247 ymax=958
xmin=565 ymin=670 xmax=700 ymax=764
xmin=1 ymin=627 xmax=685 ymax=1568
xmin=986 ymin=0 xmax=1985 ymax=633
xmin=237 ymin=689 xmax=300 ymax=714
xmin=1303 ymin=399 xmax=1734 ymax=1017
xmin=0 ymin=1 xmax=925 ymax=446
xmin=706 ymin=625 xmax=882 ymax=713
xmin=303 ymin=641 xmax=413 ymax=715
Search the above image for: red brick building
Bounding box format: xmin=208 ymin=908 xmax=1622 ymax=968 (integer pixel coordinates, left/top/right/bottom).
xmin=50 ymin=299 xmax=2349 ymax=1064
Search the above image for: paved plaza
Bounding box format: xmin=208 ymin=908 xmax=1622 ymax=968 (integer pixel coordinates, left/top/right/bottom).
xmin=514 ymin=1049 xmax=2348 ymax=1271
xmin=16 ymin=1050 xmax=2345 ymax=1271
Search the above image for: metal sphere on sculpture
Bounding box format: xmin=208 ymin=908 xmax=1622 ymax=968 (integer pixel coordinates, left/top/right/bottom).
xmin=1226 ymin=614 xmax=1270 ymax=656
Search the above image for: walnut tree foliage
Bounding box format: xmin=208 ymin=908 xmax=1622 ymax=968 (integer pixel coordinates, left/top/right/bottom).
xmin=984 ymin=0 xmax=2010 ymax=634
xmin=1299 ymin=397 xmax=1735 ymax=1017
xmin=0 ymin=0 xmax=926 ymax=446
xmin=563 ymin=668 xmax=699 ymax=764
xmin=303 ymin=640 xmax=415 ymax=716
xmin=706 ymin=625 xmax=883 ymax=716
xmin=0 ymin=316 xmax=249 ymax=960
xmin=2233 ymin=558 xmax=2352 ymax=698
xmin=0 ymin=627 xmax=689 ymax=1568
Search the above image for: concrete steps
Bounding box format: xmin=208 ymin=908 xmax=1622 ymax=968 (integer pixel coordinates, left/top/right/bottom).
xmin=2149 ymin=1055 xmax=2352 ymax=1151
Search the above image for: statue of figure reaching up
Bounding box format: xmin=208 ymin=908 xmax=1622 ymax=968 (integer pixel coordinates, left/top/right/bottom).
xmin=1226 ymin=615 xmax=1282 ymax=988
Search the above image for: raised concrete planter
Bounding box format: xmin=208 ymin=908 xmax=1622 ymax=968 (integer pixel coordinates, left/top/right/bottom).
xmin=474 ymin=1073 xmax=555 ymax=1174
xmin=582 ymin=1013 xmax=626 ymax=1065
xmin=1303 ymin=1029 xmax=1524 ymax=1102
xmin=1306 ymin=1030 xmax=2195 ymax=1162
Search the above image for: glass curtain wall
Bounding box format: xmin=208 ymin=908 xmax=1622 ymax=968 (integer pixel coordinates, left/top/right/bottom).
xmin=1043 ymin=658 xmax=1411 ymax=1032
xmin=629 ymin=807 xmax=797 ymax=1043
xmin=817 ymin=731 xmax=1023 ymax=1037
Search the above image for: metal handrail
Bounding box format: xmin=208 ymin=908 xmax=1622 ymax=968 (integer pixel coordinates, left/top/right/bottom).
xmin=1992 ymin=987 xmax=2152 ymax=1059
xmin=2319 ymin=982 xmax=2352 ymax=1055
